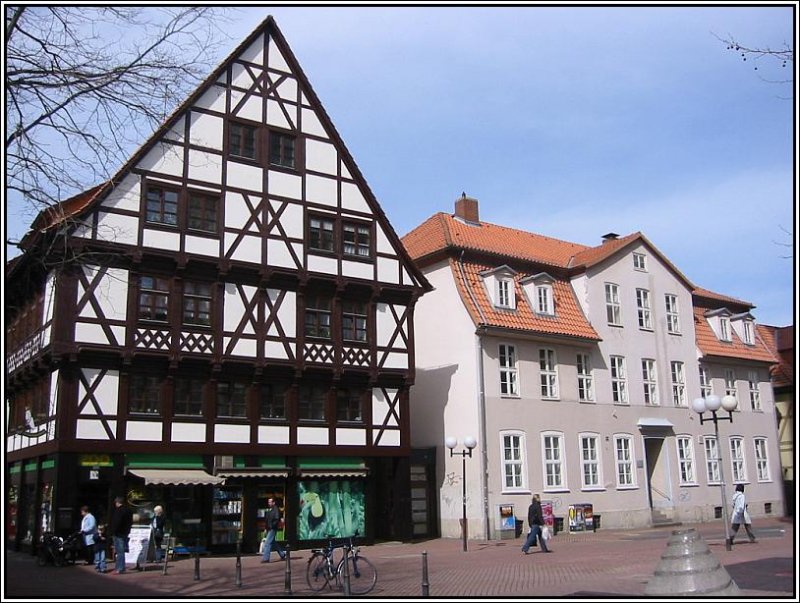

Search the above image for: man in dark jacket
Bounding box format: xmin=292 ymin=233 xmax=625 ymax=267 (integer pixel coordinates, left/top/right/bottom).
xmin=110 ymin=496 xmax=134 ymax=573
xmin=260 ymin=497 xmax=286 ymax=562
xmin=521 ymin=494 xmax=551 ymax=554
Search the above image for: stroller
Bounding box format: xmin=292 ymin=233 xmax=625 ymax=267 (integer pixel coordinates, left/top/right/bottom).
xmin=37 ymin=531 xmax=83 ymax=567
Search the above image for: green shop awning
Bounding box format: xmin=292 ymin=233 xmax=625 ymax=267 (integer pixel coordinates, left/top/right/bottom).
xmin=127 ymin=469 xmax=225 ymax=486
xmin=216 ymin=469 xmax=290 ymax=479
xmin=297 ymin=457 xmax=368 ymax=478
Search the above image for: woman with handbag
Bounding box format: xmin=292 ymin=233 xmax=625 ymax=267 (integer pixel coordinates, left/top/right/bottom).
xmin=728 ymin=484 xmax=757 ymax=546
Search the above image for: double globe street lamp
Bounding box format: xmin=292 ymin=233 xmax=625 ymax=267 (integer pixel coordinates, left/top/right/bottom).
xmin=691 ymin=393 xmax=738 ymax=551
xmin=445 ymin=435 xmax=477 ymax=552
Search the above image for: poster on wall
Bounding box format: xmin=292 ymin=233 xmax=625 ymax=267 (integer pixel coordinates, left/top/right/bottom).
xmin=297 ymin=480 xmax=365 ymax=540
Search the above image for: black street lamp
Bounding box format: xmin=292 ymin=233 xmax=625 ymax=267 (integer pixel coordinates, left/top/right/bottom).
xmin=691 ymin=393 xmax=738 ymax=551
xmin=445 ymin=435 xmax=477 ymax=552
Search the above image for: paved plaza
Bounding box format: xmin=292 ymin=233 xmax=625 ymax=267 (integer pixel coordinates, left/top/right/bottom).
xmin=3 ymin=517 xmax=795 ymax=600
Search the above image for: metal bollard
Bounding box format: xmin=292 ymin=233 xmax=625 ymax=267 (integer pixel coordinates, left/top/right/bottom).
xmin=283 ymin=544 xmax=292 ymax=595
xmin=341 ymin=545 xmax=352 ymax=596
xmin=194 ymin=538 xmax=200 ymax=581
xmin=161 ymin=546 xmax=168 ymax=576
xmin=421 ymin=550 xmax=430 ymax=596
xmin=235 ymin=540 xmax=242 ymax=588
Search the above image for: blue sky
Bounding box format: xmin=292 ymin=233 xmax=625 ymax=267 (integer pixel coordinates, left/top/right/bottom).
xmin=6 ymin=4 xmax=796 ymax=327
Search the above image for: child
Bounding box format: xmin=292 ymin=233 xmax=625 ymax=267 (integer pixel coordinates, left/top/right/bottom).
xmin=94 ymin=524 xmax=108 ymax=573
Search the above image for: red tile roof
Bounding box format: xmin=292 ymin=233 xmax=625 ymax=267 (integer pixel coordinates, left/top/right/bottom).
xmin=692 ymin=287 xmax=753 ymax=309
xmin=758 ymin=324 xmax=794 ymax=388
xmin=693 ymin=307 xmax=776 ymax=363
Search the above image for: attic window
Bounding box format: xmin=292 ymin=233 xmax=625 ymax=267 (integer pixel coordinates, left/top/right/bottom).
xmin=633 ymin=252 xmax=647 ymax=271
xmin=536 ymin=284 xmax=554 ymax=315
xmin=497 ymin=278 xmax=514 ymax=309
xmin=719 ymin=316 xmax=731 ymax=341
xmin=742 ymin=320 xmax=754 ymax=345
xmin=230 ymin=122 xmax=257 ymax=159
xmin=269 ymin=131 xmax=295 ymax=168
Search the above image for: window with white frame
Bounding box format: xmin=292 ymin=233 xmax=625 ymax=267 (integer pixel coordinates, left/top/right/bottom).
xmin=610 ymin=355 xmax=628 ymax=404
xmin=633 ymin=252 xmax=647 ymax=271
xmin=748 ymin=370 xmax=761 ymax=411
xmin=642 ymin=359 xmax=659 ymax=405
xmin=725 ymin=369 xmax=737 ymax=401
xmin=497 ymin=278 xmax=514 ymax=309
xmin=676 ymin=436 xmax=696 ymax=485
xmin=671 ymin=361 xmax=687 ymax=406
xmin=719 ymin=316 xmax=731 ymax=341
xmin=501 ymin=432 xmax=527 ymax=491
xmin=742 ymin=320 xmax=754 ymax=345
xmin=605 ymin=283 xmax=622 ymax=326
xmin=499 ymin=344 xmax=518 ymax=396
xmin=754 ymin=437 xmax=770 ymax=481
xmin=614 ymin=435 xmax=635 ymax=487
xmin=729 ymin=437 xmax=746 ymax=483
xmin=579 ymin=433 xmax=601 ymax=488
xmin=536 ymin=284 xmax=554 ymax=315
xmin=539 ymin=349 xmax=559 ymax=399
xmin=577 ymin=353 xmax=594 ymax=402
xmin=636 ymin=288 xmax=652 ymax=329
xmin=704 ymin=436 xmax=721 ymax=484
xmin=665 ymin=294 xmax=680 ymax=334
xmin=699 ymin=365 xmax=712 ymax=398
xmin=542 ymin=433 xmax=565 ymax=489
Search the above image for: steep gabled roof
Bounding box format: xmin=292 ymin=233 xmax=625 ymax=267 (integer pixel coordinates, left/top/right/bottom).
xmin=758 ymin=324 xmax=794 ymax=388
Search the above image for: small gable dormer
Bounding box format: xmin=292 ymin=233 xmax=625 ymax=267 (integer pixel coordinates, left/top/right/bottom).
xmin=520 ymin=272 xmax=556 ymax=316
xmin=704 ymin=308 xmax=733 ymax=342
xmin=730 ymin=312 xmax=756 ymax=345
xmin=480 ymin=265 xmax=518 ymax=310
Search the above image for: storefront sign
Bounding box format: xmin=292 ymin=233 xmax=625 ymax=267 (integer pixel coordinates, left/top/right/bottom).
xmin=79 ymin=454 xmax=113 ymax=467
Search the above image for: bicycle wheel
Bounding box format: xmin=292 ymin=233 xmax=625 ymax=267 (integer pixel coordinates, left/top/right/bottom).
xmin=337 ymin=553 xmax=377 ymax=595
xmin=306 ymin=553 xmax=332 ymax=592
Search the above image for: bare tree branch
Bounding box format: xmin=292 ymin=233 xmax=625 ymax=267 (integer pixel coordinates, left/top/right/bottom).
xmin=714 ymin=32 xmax=794 ymax=94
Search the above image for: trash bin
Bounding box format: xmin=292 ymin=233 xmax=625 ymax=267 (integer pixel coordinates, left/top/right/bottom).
xmin=593 ymin=514 xmax=601 ymax=531
xmin=515 ymin=519 xmax=524 ymax=538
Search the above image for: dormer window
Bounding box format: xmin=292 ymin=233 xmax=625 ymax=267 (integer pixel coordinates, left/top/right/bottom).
xmin=730 ymin=312 xmax=756 ymax=345
xmin=520 ymin=272 xmax=556 ymax=316
xmin=719 ymin=317 xmax=731 ymax=341
xmin=704 ymin=308 xmax=733 ymax=342
xmin=742 ymin=320 xmax=754 ymax=345
xmin=633 ymin=252 xmax=647 ymax=271
xmin=480 ymin=265 xmax=518 ymax=310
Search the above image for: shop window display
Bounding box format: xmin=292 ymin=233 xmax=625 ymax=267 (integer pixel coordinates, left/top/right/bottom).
xmin=297 ymin=480 xmax=365 ymax=540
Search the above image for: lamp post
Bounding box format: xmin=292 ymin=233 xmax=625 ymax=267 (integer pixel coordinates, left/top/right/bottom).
xmin=445 ymin=435 xmax=477 ymax=552
xmin=692 ymin=393 xmax=738 ymax=551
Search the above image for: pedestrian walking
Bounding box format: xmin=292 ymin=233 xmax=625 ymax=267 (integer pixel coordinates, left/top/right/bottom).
xmin=521 ymin=494 xmax=552 ymax=554
xmin=79 ymin=505 xmax=98 ymax=565
xmin=260 ymin=497 xmax=286 ymax=563
xmin=728 ymin=483 xmax=757 ymax=546
xmin=110 ymin=496 xmax=134 ymax=574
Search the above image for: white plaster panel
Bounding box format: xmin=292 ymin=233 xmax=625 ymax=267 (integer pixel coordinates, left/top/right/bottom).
xmin=229 ymin=284 xmax=257 ymax=333
xmin=341 ymin=182 xmax=370 ymax=213
xmin=239 ymin=95 xmax=264 ymax=123
xmin=301 ymin=92 xmax=309 ymax=106
xmin=267 ymin=239 xmax=297 ymax=269
xmin=171 ymin=422 xmax=206 ymax=442
xmin=74 ymin=322 xmax=111 ymax=346
xmin=194 ymin=85 xmax=227 ymax=113
xmin=276 ymin=290 xmax=296 ymax=337
xmin=110 ymin=325 xmax=126 ymax=346
xmin=308 ymin=255 xmax=338 ymax=275
xmin=301 ymin=108 xmax=327 ymax=137
xmin=76 ymin=419 xmax=115 ymax=440
xmin=189 ymin=112 xmax=224 ymax=150
xmin=268 ymin=39 xmax=291 ymax=72
xmin=268 ymin=171 xmax=302 ymax=199
xmin=143 ymin=229 xmax=180 ymax=251
xmin=336 ymin=428 xmax=367 ymax=446
xmin=185 ymin=235 xmax=221 ymax=257
xmin=163 ymin=115 xmax=185 ymax=143
xmin=214 ymin=423 xmax=250 ymax=443
xmin=95 ymin=267 xmax=129 ymax=320
xmin=258 ymin=424 xmax=290 ymax=445
xmin=401 ymin=267 xmax=417 ymax=287
xmin=224 ymin=283 xmax=246 ymax=331
xmin=377 ymin=257 xmax=399 ymax=285
xmin=137 ymin=142 xmax=184 ymax=177
xmin=277 ymin=77 xmax=297 ymax=101
xmin=78 ymin=368 xmax=119 ymax=416
xmin=305 ymin=139 xmax=338 ymax=175
xmin=383 ymin=352 xmax=408 ymax=370
xmin=306 ymin=174 xmax=338 ymax=207
xmin=224 ymin=191 xmax=250 ymax=230
xmin=49 ymin=370 xmax=60 ymax=417
xmin=229 ymin=338 xmax=257 ymax=358
xmin=73 ymin=223 xmax=91 ymax=239
xmin=267 ymin=98 xmax=293 ymax=129
xmin=231 ymin=62 xmax=257 ymax=90
xmin=101 ymin=174 xmax=140 ymax=211
xmin=376 ymin=303 xmax=400 ymax=347
xmin=376 ymin=429 xmax=400 ymax=447
xmin=240 ymin=37 xmax=264 ymax=65
xmin=264 ymin=340 xmax=289 ymax=360
xmin=372 ymin=389 xmax=390 ymax=421
xmin=188 ymin=149 xmax=222 ymax=184
xmin=125 ymin=421 xmax=163 ymax=442
xmin=342 ymin=260 xmax=373 ymax=281
xmin=97 ymin=212 xmax=138 ymax=245
xmin=44 ymin=273 xmax=56 ymax=328
xmin=297 ymin=427 xmax=329 ymax=446
xmin=270 ymin=199 xmax=303 ymax=238
xmin=376 ymin=226 xmax=393 ymax=254
xmin=227 ymin=160 xmax=264 ymax=192
xmin=341 ymin=161 xmax=353 ymax=180
xmin=230 ymin=233 xmax=263 ymax=264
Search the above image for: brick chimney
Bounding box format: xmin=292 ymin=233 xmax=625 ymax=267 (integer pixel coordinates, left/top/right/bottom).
xmin=601 ymin=232 xmax=619 ymax=243
xmin=454 ymin=193 xmax=479 ymax=223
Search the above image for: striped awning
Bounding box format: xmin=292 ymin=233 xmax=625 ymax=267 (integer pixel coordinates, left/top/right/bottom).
xmin=297 ymin=469 xmax=369 ymax=478
xmin=216 ymin=469 xmax=290 ymax=479
xmin=127 ymin=469 xmax=225 ymax=485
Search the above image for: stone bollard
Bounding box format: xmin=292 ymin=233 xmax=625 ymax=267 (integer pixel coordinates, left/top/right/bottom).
xmin=235 ymin=540 xmax=242 ymax=588
xmin=645 ymin=528 xmax=741 ymax=596
xmin=421 ymin=551 xmax=430 ymax=597
xmin=194 ymin=539 xmax=201 ymax=581
xmin=284 ymin=544 xmax=292 ymax=595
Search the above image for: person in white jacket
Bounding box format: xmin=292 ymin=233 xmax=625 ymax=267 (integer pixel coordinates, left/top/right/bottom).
xmin=728 ymin=484 xmax=757 ymax=546
xmin=79 ymin=505 xmax=98 ymax=565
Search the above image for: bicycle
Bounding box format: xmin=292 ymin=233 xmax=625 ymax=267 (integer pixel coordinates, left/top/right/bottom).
xmin=306 ymin=535 xmax=377 ymax=595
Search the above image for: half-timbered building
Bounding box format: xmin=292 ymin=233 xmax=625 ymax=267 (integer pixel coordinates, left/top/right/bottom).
xmin=6 ymin=16 xmax=429 ymax=554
